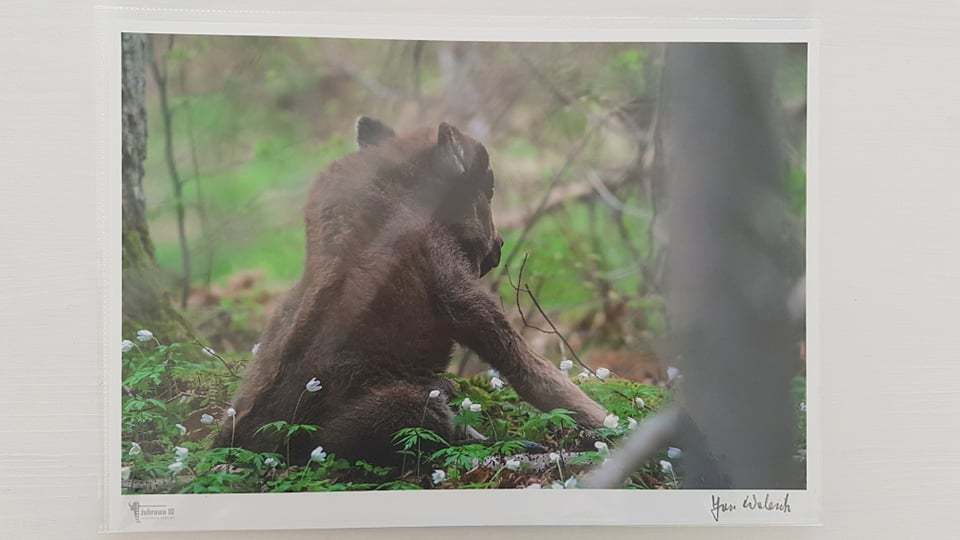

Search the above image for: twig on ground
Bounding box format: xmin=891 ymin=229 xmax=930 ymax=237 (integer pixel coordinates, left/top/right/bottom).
xmin=580 ymin=405 xmax=683 ymax=488
xmin=479 ymin=451 xmax=591 ymax=473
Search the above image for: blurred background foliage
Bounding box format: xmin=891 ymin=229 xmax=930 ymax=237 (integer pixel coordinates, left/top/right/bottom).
xmin=141 ymin=36 xmax=806 ymax=378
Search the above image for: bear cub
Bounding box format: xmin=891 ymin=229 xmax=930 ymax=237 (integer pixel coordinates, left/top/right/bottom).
xmin=216 ymin=117 xmax=607 ymax=465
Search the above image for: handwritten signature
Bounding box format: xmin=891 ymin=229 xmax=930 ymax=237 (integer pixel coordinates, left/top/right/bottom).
xmin=710 ymin=493 xmax=791 ymax=522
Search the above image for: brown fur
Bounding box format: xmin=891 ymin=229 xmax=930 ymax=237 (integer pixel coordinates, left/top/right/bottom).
xmin=215 ymin=118 xmax=607 ymax=464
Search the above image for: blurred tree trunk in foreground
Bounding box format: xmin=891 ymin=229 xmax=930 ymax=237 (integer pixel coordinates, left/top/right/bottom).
xmin=583 ymin=44 xmax=803 ymax=490
xmin=661 ymin=44 xmax=802 ymax=489
xmin=121 ymin=33 xmax=193 ymax=341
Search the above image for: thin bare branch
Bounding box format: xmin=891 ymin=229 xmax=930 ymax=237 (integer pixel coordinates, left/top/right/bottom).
xmin=506 ymin=253 xmax=597 ymax=378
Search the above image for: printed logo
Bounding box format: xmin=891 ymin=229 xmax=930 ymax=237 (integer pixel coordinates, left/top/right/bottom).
xmin=128 ymin=501 xmax=176 ymax=523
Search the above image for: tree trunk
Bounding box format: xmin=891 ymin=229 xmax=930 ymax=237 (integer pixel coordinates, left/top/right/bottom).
xmin=660 ymin=44 xmax=802 ymax=489
xmin=121 ymin=33 xmax=193 ymax=342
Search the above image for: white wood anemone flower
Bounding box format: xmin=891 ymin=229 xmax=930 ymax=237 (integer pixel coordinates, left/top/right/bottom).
xmin=603 ymin=413 xmax=620 ymax=429
xmin=175 ymin=423 xmax=187 ymax=435
xmin=263 ymin=457 xmax=279 ymax=468
xmin=168 ymin=461 xmax=185 ymax=474
xmin=128 ymin=442 xmax=142 ymax=456
xmin=666 ymin=366 xmax=681 ymax=383
xmin=135 ymin=329 xmax=154 ymax=342
xmin=469 ymin=403 xmax=482 ymax=413
xmin=667 ymin=447 xmax=683 ymax=459
xmin=490 ymin=377 xmax=504 ymax=390
xmin=121 ymin=339 xmax=134 ymax=353
xmin=251 ymin=343 xmax=261 ymax=356
xmin=548 ymin=452 xmax=560 ymax=463
xmin=460 ymin=397 xmax=473 ymax=410
xmin=576 ymin=370 xmax=590 ymax=382
xmin=428 ymin=389 xmax=441 ymax=399
xmin=635 ymin=397 xmax=646 ymax=409
xmin=627 ymin=417 xmax=638 ymax=430
xmin=310 ymin=446 xmax=327 ymax=463
xmin=559 ymin=359 xmax=573 ymax=372
xmin=225 ymin=407 xmax=236 ymax=418
xmin=659 ymin=460 xmax=674 ymax=474
xmin=305 ymin=378 xmax=323 ymax=392
xmin=595 ymin=367 xmax=611 ymax=380
xmin=505 ymin=459 xmax=521 ymax=471
xmin=200 ymin=413 xmax=214 ymax=425
xmin=594 ymin=441 xmax=609 ymax=454
xmin=174 ymin=446 xmax=189 ymax=462
xmin=431 ymin=469 xmax=447 ymax=485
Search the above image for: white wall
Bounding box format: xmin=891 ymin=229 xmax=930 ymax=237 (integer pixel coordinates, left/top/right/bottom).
xmin=1 ymin=0 xmax=958 ymax=538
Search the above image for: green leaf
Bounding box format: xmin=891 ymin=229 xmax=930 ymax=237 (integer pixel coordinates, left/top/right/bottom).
xmin=254 ymin=420 xmax=289 ymax=437
xmin=489 ymin=440 xmax=526 ymax=456
xmin=429 ymin=444 xmax=491 ymax=470
xmin=391 ymin=427 xmax=449 ymax=451
xmin=286 ymin=423 xmax=319 ymax=437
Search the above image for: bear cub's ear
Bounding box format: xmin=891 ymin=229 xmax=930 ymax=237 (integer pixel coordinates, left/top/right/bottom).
xmin=356 ymin=116 xmax=396 ymax=148
xmin=436 ymin=122 xmax=468 ymax=176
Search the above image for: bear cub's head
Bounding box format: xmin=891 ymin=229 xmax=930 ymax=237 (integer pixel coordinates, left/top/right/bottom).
xmin=356 ymin=116 xmax=504 ymax=277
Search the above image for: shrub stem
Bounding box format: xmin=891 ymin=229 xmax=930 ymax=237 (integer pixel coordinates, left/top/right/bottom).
xmin=288 ymin=389 xmax=307 ymax=464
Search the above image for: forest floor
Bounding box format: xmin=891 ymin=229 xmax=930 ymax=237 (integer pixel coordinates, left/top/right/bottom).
xmin=121 ymin=269 xmax=806 ymax=493
xmin=121 ymin=328 xmax=676 ymax=493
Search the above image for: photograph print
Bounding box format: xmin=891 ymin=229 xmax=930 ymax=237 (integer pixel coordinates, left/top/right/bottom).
xmin=119 ymin=33 xmax=808 ymax=496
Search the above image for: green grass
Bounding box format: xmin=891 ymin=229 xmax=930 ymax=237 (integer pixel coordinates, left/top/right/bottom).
xmin=154 ymin=219 xmax=308 ymax=284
